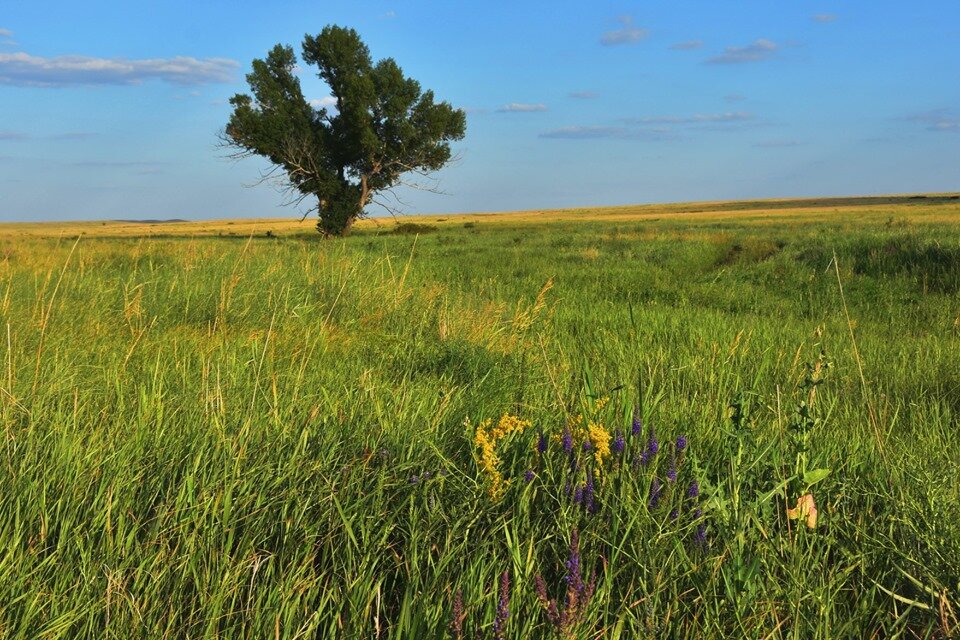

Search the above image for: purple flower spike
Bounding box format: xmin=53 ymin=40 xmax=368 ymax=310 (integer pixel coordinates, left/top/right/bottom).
xmin=669 ymin=508 xmax=679 ymax=521
xmin=612 ymin=431 xmax=625 ymax=455
xmin=693 ymin=523 xmax=708 ymax=550
xmin=582 ymin=440 xmax=592 ymax=452
xmin=693 ymin=507 xmax=703 ymax=519
xmin=565 ymin=529 xmax=583 ymax=594
xmin=666 ymin=460 xmax=677 ymax=483
xmin=494 ymin=570 xmax=510 ymax=640
xmin=562 ymin=427 xmax=573 ymax=454
xmin=676 ymin=435 xmax=688 ymax=451
xmin=631 ymin=412 xmax=642 ymax=437
xmin=687 ymin=480 xmax=700 ymax=499
xmin=537 ymin=431 xmax=548 ymax=455
xmin=647 ymin=427 xmax=659 ymax=456
xmin=573 ymin=486 xmax=584 ymax=505
xmin=584 ymin=472 xmax=595 ymax=514
xmin=524 ymin=469 xmax=535 ymax=483
xmin=648 ymin=477 xmax=662 ymax=509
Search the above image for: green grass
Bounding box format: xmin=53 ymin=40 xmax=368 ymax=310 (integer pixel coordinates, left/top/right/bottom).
xmin=1 ymin=197 xmax=959 ymax=638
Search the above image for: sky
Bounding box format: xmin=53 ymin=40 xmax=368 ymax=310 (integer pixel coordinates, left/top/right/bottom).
xmin=1 ymin=1 xmax=958 ymax=221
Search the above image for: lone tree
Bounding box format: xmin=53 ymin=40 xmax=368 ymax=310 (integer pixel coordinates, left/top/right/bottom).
xmin=224 ymin=26 xmax=466 ymax=236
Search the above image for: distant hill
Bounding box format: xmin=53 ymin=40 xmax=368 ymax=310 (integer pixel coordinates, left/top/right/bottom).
xmin=110 ymin=219 xmax=189 ymax=224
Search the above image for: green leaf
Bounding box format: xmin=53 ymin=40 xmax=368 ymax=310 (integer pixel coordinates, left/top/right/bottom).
xmin=803 ymin=468 xmax=831 ymax=486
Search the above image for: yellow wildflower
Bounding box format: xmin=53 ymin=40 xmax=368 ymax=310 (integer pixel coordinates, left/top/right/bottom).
xmin=587 ymin=421 xmax=611 ymax=469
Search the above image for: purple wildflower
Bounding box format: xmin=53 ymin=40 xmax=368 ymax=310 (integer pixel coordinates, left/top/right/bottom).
xmin=648 ymin=477 xmax=662 ymax=509
xmin=676 ymin=435 xmax=688 ymax=452
xmin=573 ymin=486 xmax=584 ymax=505
xmin=562 ymin=427 xmax=573 ymax=454
xmin=666 ymin=459 xmax=677 ymax=483
xmin=669 ymin=508 xmax=679 ymax=521
xmin=693 ymin=523 xmax=708 ymax=550
xmin=564 ymin=530 xmax=583 ymax=594
xmin=524 ymin=469 xmax=535 ymax=483
xmin=687 ymin=480 xmax=700 ymax=499
xmin=582 ymin=440 xmax=592 ymax=452
xmin=494 ymin=570 xmax=510 ymax=640
xmin=631 ymin=412 xmax=642 ymax=437
xmin=537 ymin=431 xmax=548 ymax=455
xmin=647 ymin=434 xmax=659 ymax=455
xmin=693 ymin=507 xmax=703 ymax=519
xmin=612 ymin=430 xmax=626 ymax=455
xmin=584 ymin=472 xmax=595 ymax=514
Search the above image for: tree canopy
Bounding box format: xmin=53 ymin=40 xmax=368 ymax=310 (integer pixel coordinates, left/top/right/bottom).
xmin=225 ymin=26 xmax=466 ymax=236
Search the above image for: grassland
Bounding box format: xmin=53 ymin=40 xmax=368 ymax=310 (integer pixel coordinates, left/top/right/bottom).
xmin=1 ymin=195 xmax=958 ymax=638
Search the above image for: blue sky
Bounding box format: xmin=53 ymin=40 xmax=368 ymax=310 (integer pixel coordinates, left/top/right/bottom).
xmin=1 ymin=1 xmax=958 ymax=221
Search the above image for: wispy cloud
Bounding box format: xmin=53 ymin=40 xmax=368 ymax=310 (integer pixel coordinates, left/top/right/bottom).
xmin=496 ymin=102 xmax=548 ymax=113
xmin=623 ymin=112 xmax=754 ymax=125
xmin=705 ymin=39 xmax=778 ymax=64
xmin=670 ymin=40 xmax=703 ymax=51
xmin=0 ymin=130 xmax=98 ymax=142
xmin=600 ymin=16 xmax=649 ymax=46
xmin=905 ymin=109 xmax=960 ymax=132
xmin=70 ymin=160 xmax=168 ymax=168
xmin=0 ymin=28 xmax=13 ymax=38
xmin=724 ymin=94 xmax=747 ymax=103
xmin=539 ymin=126 xmax=674 ymax=140
xmin=0 ymin=28 xmax=14 ymax=47
xmin=379 ymin=10 xmax=396 ymax=19
xmin=51 ymin=131 xmax=98 ymax=140
xmin=812 ymin=14 xmax=837 ymax=23
xmin=753 ymin=140 xmax=801 ymax=148
xmin=568 ymin=90 xmax=597 ymax=99
xmin=0 ymin=51 xmax=239 ymax=87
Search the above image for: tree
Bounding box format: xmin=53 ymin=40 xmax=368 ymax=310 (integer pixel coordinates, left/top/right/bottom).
xmin=224 ymin=26 xmax=466 ymax=236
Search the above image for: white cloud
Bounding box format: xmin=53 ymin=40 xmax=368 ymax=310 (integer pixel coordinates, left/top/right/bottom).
xmin=309 ymin=96 xmax=338 ymax=110
xmin=496 ymin=103 xmax=548 ymax=113
xmin=670 ymin=40 xmax=703 ymax=51
xmin=905 ymin=110 xmax=960 ymax=132
xmin=812 ymin=14 xmax=837 ymax=23
xmin=623 ymin=112 xmax=754 ymax=125
xmin=568 ymin=90 xmax=597 ymax=99
xmin=380 ymin=11 xmax=396 ymax=19
xmin=705 ymin=39 xmax=778 ymax=64
xmin=600 ymin=16 xmax=649 ymax=47
xmin=540 ymin=126 xmax=675 ymax=141
xmin=0 ymin=51 xmax=239 ymax=87
xmin=0 ymin=28 xmax=12 ymax=38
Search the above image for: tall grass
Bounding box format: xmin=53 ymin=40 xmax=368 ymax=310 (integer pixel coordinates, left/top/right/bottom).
xmin=0 ymin=201 xmax=958 ymax=637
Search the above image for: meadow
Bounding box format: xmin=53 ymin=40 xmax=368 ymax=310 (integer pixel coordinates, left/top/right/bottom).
xmin=0 ymin=194 xmax=958 ymax=638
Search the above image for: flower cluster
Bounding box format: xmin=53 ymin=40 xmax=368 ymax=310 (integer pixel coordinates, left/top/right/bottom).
xmin=473 ymin=414 xmax=533 ymax=498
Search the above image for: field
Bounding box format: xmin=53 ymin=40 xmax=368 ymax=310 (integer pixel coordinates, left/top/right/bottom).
xmin=1 ymin=194 xmax=959 ymax=638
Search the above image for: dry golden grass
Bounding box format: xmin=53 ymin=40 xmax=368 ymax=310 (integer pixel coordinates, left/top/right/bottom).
xmin=1 ymin=193 xmax=958 ymax=239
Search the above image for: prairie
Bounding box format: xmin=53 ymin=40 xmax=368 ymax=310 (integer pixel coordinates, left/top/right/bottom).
xmin=1 ymin=194 xmax=958 ymax=638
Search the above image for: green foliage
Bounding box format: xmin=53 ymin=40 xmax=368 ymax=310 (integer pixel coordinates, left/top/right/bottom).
xmin=226 ymin=26 xmax=466 ymax=236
